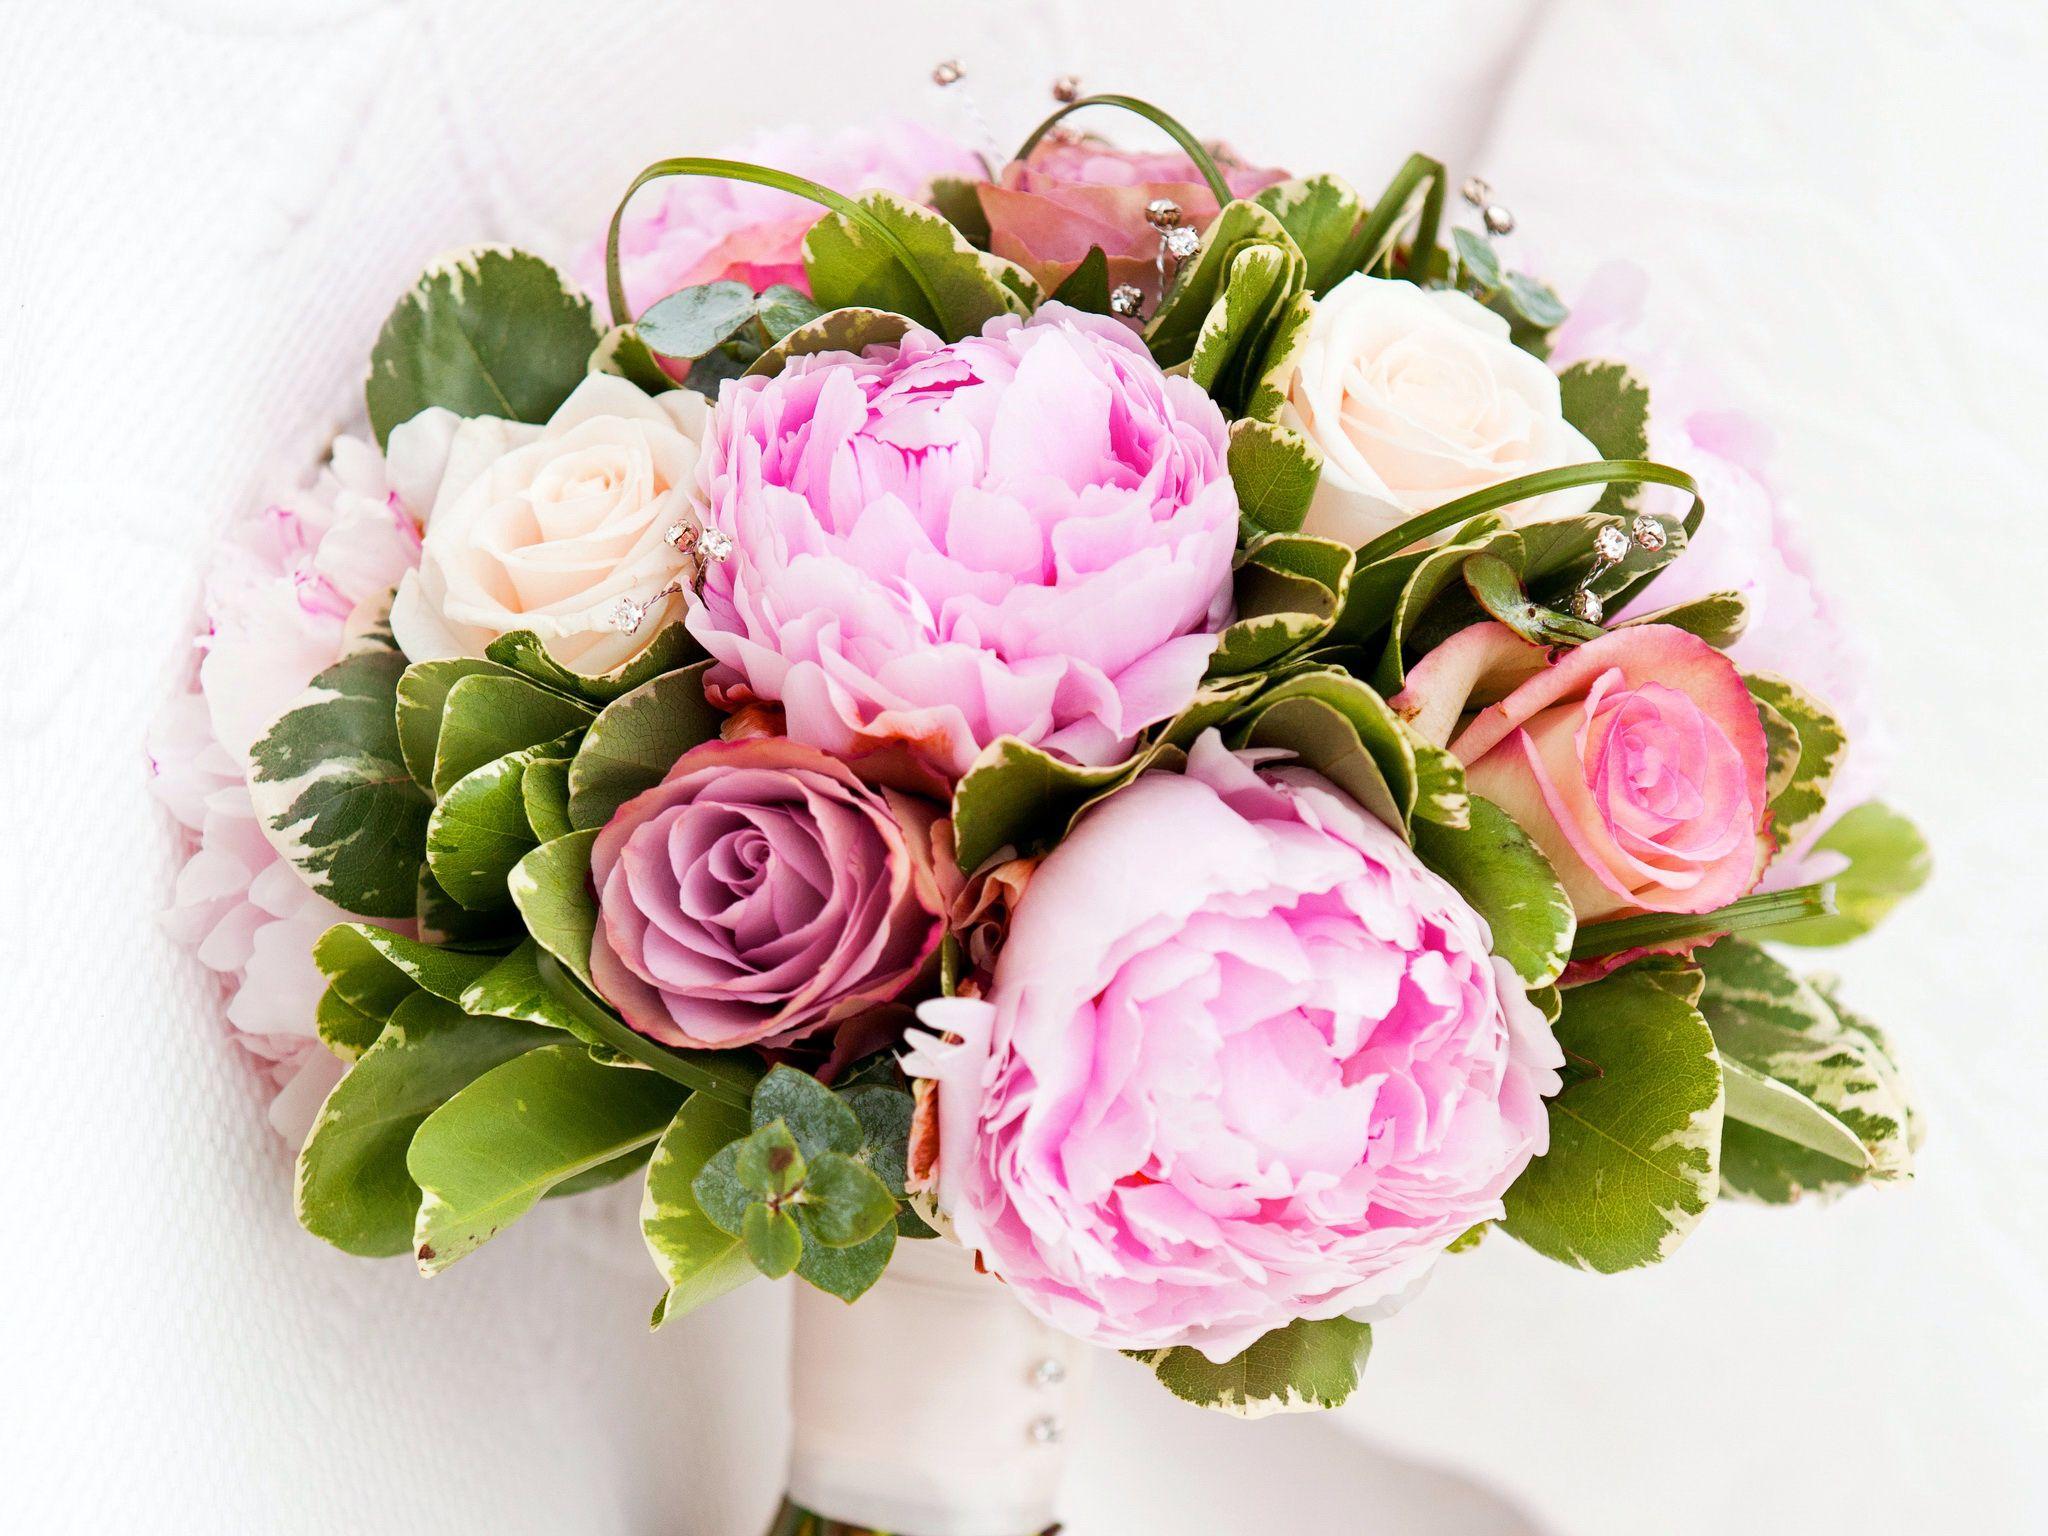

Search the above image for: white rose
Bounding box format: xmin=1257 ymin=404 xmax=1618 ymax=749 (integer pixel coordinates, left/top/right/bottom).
xmin=389 ymin=373 xmax=710 ymax=674
xmin=1281 ymin=274 xmax=1602 ymax=548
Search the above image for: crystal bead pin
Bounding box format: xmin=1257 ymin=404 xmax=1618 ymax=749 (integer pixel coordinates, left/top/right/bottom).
xmin=1594 ymin=525 xmax=1631 ymax=563
xmin=606 ymin=596 xmax=647 ymax=633
xmin=1483 ymin=203 xmax=1516 ymax=236
xmin=1631 ymin=514 xmax=1669 ymax=552
xmin=931 ymin=59 xmax=963 ymax=86
xmin=1029 ymin=1357 xmax=1067 ymax=1388
xmin=1109 ymin=284 xmax=1145 ymax=317
xmin=1567 ymin=588 xmax=1605 ymax=625
xmin=697 ymin=526 xmax=734 ymax=562
xmin=1161 ymin=224 xmax=1201 ymax=261
xmin=1144 ymin=198 xmax=1184 ymax=230
xmin=1029 ymin=1416 xmax=1064 ymax=1445
xmin=1460 ymin=176 xmax=1491 ymax=208
xmin=1052 ymin=75 xmax=1081 ymax=103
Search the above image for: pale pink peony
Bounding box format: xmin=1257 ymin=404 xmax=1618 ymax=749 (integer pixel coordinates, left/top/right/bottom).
xmin=979 ymin=134 xmax=1287 ymax=311
xmin=582 ymin=121 xmax=981 ymax=318
xmin=590 ymin=737 xmax=945 ymax=1051
xmin=905 ymin=732 xmax=1561 ymax=1360
xmin=1397 ymin=623 xmax=1771 ymax=924
xmin=1552 ymin=264 xmax=1887 ymax=869
xmin=151 ymin=437 xmax=422 ymax=1142
xmin=684 ymin=303 xmax=1240 ymax=780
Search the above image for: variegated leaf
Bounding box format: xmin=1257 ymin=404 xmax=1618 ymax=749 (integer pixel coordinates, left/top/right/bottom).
xmin=1134 ymin=1317 xmax=1372 ymax=1418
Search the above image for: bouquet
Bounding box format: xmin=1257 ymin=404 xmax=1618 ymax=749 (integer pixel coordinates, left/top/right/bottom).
xmin=155 ymin=84 xmax=1929 ymax=1531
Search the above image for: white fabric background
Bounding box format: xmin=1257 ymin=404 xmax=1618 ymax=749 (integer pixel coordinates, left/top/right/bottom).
xmin=3 ymin=1 xmax=2042 ymax=1531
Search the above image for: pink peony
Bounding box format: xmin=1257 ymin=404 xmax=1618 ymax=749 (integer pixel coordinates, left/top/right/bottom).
xmin=1552 ymin=264 xmax=1887 ymax=867
xmin=1397 ymin=623 xmax=1771 ymax=924
xmin=904 ymin=732 xmax=1561 ymax=1360
xmin=683 ymin=303 xmax=1240 ymax=780
xmin=582 ymin=121 xmax=981 ymax=318
xmin=979 ymin=133 xmax=1287 ymax=310
xmin=590 ymin=737 xmax=946 ymax=1051
xmin=151 ymin=436 xmax=422 ymax=1142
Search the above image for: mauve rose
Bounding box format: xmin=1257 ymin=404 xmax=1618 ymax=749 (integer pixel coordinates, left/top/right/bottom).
xmin=978 ymin=134 xmax=1286 ymax=310
xmin=904 ymin=731 xmax=1561 ymax=1360
xmin=684 ymin=303 xmax=1240 ymax=779
xmin=1397 ymin=622 xmax=1771 ymax=923
xmin=590 ymin=737 xmax=945 ymax=1051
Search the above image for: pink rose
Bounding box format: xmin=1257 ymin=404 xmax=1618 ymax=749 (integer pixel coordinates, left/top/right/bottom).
xmin=1397 ymin=623 xmax=1771 ymax=923
xmin=590 ymin=737 xmax=946 ymax=1051
xmin=979 ymin=134 xmax=1287 ymax=310
xmin=684 ymin=303 xmax=1240 ymax=779
xmin=581 ymin=121 xmax=981 ymax=317
xmin=905 ymin=732 xmax=1561 ymax=1360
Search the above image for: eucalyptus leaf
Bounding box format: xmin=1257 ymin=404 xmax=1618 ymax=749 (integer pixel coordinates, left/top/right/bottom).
xmin=794 ymin=1221 xmax=894 ymax=1302
xmin=801 ymin=1153 xmax=898 ymax=1248
xmin=248 ymin=641 xmax=430 ymax=919
xmin=409 ymin=1041 xmax=686 ymax=1273
xmin=751 ymin=1066 xmax=862 ymax=1159
xmin=643 ymin=1093 xmax=755 ymax=1327
xmin=637 ymin=280 xmax=761 ymax=359
xmin=1453 ymin=227 xmax=1503 ymax=291
xmin=1135 ymin=1317 xmax=1372 ymax=1418
xmin=1501 ymin=965 xmax=1723 ymax=1270
xmin=736 ymin=1120 xmax=807 ymax=1199
xmin=742 ymin=1203 xmax=803 ymax=1279
xmin=567 ymin=661 xmax=723 ymax=830
xmin=295 ymin=993 xmax=549 ymax=1256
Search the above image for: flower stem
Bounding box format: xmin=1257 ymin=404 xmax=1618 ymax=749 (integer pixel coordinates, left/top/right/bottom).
xmin=1011 ymin=94 xmax=1232 ymax=207
xmin=1570 ymin=883 xmax=1838 ymax=961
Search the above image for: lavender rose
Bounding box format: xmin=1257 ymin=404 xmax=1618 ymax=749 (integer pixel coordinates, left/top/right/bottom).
xmin=590 ymin=738 xmax=946 ymax=1050
xmin=684 ymin=304 xmax=1240 ymax=779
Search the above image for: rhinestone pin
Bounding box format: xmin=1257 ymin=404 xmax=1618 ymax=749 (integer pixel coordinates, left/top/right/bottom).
xmin=1482 ymin=203 xmax=1516 ymax=236
xmin=1566 ymin=588 xmax=1605 ymax=626
xmin=1144 ymin=197 xmax=1184 ymax=230
xmin=1460 ymin=176 xmax=1492 ymax=208
xmin=1029 ymin=1357 xmax=1067 ymax=1388
xmin=1109 ymin=283 xmax=1145 ymax=317
xmin=931 ymin=59 xmax=963 ymax=86
xmin=1630 ymin=513 xmax=1668 ymax=552
xmin=1161 ymin=225 xmax=1201 ymax=262
xmin=605 ymin=596 xmax=647 ymax=633
xmin=1594 ymin=525 xmax=1631 ymax=563
xmin=1029 ymin=1415 xmax=1064 ymax=1445
xmin=1052 ymin=74 xmax=1081 ymax=103
xmin=697 ymin=526 xmax=734 ymax=562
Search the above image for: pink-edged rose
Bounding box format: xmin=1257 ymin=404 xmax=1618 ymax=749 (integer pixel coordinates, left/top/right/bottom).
xmin=583 ymin=121 xmax=980 ymax=317
xmin=905 ymin=732 xmax=1561 ymax=1361
xmin=684 ymin=303 xmax=1240 ymax=779
xmin=590 ymin=737 xmax=945 ymax=1051
xmin=978 ymin=134 xmax=1287 ymax=311
xmin=1397 ymin=623 xmax=1771 ymax=923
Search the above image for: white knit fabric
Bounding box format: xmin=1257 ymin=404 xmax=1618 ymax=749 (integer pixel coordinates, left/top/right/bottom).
xmin=4 ymin=2 xmax=2042 ymax=1532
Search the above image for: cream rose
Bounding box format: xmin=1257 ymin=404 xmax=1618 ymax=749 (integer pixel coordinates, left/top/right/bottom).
xmin=389 ymin=373 xmax=709 ymax=673
xmin=1281 ymin=274 xmax=1603 ymax=548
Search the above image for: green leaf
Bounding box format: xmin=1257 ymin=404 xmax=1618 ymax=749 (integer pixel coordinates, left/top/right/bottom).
xmin=430 ymin=673 xmax=592 ymax=798
xmin=1254 ymin=175 xmax=1363 ymax=296
xmin=1228 ymin=419 xmax=1321 ymax=537
xmin=520 ymin=756 xmax=574 ymax=843
xmin=484 ymin=622 xmax=704 ymax=706
xmin=950 ymin=737 xmax=1134 ymax=874
xmin=927 ymin=175 xmax=991 ymax=246
xmin=1556 ymin=362 xmax=1652 ymax=518
xmin=803 ymin=190 xmax=1032 ymax=340
xmin=1145 ymin=200 xmax=1300 ymax=371
xmin=742 ymin=1203 xmax=803 ymax=1279
xmin=425 ymin=735 xmax=578 ymax=912
xmin=1744 ymin=674 xmax=1846 ymax=850
xmin=1461 ymin=551 xmax=1605 ymax=648
xmin=566 ymin=661 xmax=723 ymax=831
xmin=507 ymin=830 xmax=600 ymax=984
xmin=794 ymin=1222 xmax=894 ymax=1302
xmin=312 ymin=922 xmax=424 ymax=1022
xmin=457 ymin=939 xmax=616 ymax=1057
xmin=1135 ymin=1317 xmax=1372 ymax=1418
xmin=416 ymin=862 xmax=516 ymax=946
xmin=1505 ymin=273 xmax=1568 ymax=328
xmin=1453 ymin=227 xmax=1503 ymax=291
xmin=801 ymin=1153 xmax=897 ymax=1248
xmin=1047 ymin=245 xmax=1113 ymax=313
xmin=315 ymin=921 xmax=500 ymax=1005
xmin=1618 ymin=590 xmax=1750 ymax=649
xmin=295 ymin=993 xmax=549 ymax=1256
xmin=691 ymin=1141 xmax=753 ymax=1237
xmin=756 ymin=283 xmax=826 ymax=342
xmin=526 ymin=950 xmax=767 ymax=1106
xmin=736 ymin=1120 xmax=807 ymax=1199
xmin=1696 ymin=939 xmax=1917 ymax=1202
xmin=1770 ymin=801 xmax=1930 ymax=946
xmin=588 ymin=324 xmax=676 ymax=394
xmin=315 ymin=983 xmax=386 ymax=1060
xmin=637 ymin=280 xmax=761 ymax=358
xmin=1501 ymin=965 xmax=1723 ymax=1270
xmin=1718 ymin=1054 xmax=1870 ymax=1170
xmin=1413 ymin=795 xmax=1575 ymax=986
xmin=1184 ymin=238 xmax=1308 ymax=416
xmin=395 ymin=657 xmax=525 ymax=793
xmin=643 ymin=1094 xmax=755 ymax=1326
xmin=751 ymin=1066 xmax=862 ymax=1159
xmin=365 ymin=246 xmax=602 ymax=449
xmin=248 ymin=641 xmax=430 ymax=919
xmin=746 ymin=307 xmax=915 ymax=380
xmin=408 ymin=1042 xmax=686 ymax=1272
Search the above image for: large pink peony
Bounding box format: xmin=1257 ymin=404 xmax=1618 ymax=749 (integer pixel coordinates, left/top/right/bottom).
xmin=582 ymin=121 xmax=980 ymax=317
xmin=684 ymin=303 xmax=1241 ymax=779
xmin=904 ymin=732 xmax=1561 ymax=1360
xmin=150 ymin=438 xmax=422 ymax=1142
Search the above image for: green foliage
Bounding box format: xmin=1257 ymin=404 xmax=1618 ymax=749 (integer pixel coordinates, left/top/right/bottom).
xmin=926 ymin=175 xmax=991 ymax=246
xmin=1501 ymin=964 xmax=1723 ymax=1270
xmin=1618 ymin=590 xmax=1750 ymax=649
xmin=365 ymin=246 xmax=602 ymax=448
xmin=949 ymin=737 xmax=1135 ymax=875
xmin=1743 ymin=674 xmax=1847 ymax=852
xmin=737 ymin=1119 xmax=807 ymax=1199
xmin=1255 ymin=175 xmax=1365 ymax=296
xmin=803 ymin=190 xmax=1033 ymax=340
xmin=643 ymin=1093 xmax=755 ymax=1326
xmin=425 ymin=731 xmax=579 ymax=911
xmin=1227 ymin=419 xmax=1322 ymax=538
xmin=429 ymin=672 xmax=592 ymax=797
xmin=1134 ymin=1317 xmax=1373 ymax=1417
xmin=484 ymin=622 xmax=704 ymax=705
xmin=1412 ymin=795 xmax=1575 ymax=986
xmin=746 ymin=308 xmax=915 ymax=381
xmin=295 ymin=993 xmax=549 ymax=1256
xmin=1460 ymin=550 xmax=1605 ymax=649
xmin=395 ymin=656 xmax=525 ymax=792
xmin=588 ymin=323 xmax=676 ymax=394
xmin=1047 ymin=246 xmax=1113 ymax=313
xmin=633 ymin=281 xmax=825 ymax=378
xmin=566 ymin=661 xmax=724 ymax=830
xmin=519 ymin=756 xmax=575 ymax=843
xmin=1770 ymin=801 xmax=1930 ymax=946
xmin=1144 ymin=201 xmax=1305 ymax=392
xmin=248 ymin=638 xmax=429 ymax=919
xmin=1696 ymin=940 xmax=1918 ymax=1202
xmin=743 ymin=1204 xmax=803 ymax=1277
xmin=508 ymin=829 xmax=601 ymax=984
xmin=408 ymin=1043 xmax=687 ymax=1273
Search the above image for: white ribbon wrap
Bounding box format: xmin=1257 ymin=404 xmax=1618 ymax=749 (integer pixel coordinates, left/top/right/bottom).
xmin=787 ymin=1239 xmax=1089 ymax=1535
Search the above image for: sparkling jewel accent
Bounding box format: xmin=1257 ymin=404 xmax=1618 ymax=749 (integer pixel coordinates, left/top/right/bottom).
xmin=606 ymin=595 xmax=647 ymax=633
xmin=1594 ymin=525 xmax=1632 ymax=563
xmin=1482 ymin=203 xmax=1516 ymax=236
xmin=1029 ymin=1357 xmax=1067 ymax=1388
xmin=663 ymin=520 xmax=693 ymax=549
xmin=1109 ymin=283 xmax=1145 ymax=317
xmin=1028 ymin=1415 xmax=1063 ymax=1445
xmin=931 ymin=59 xmax=963 ymax=86
xmin=1144 ymin=197 xmax=1184 ymax=230
xmin=1567 ymin=588 xmax=1605 ymax=625
xmin=1460 ymin=175 xmax=1492 ymax=207
xmin=1631 ymin=513 xmax=1669 ymax=552
xmin=697 ymin=525 xmax=735 ymax=562
xmin=1051 ymin=74 xmax=1081 ymax=103
xmin=1160 ymin=224 xmax=1201 ymax=261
